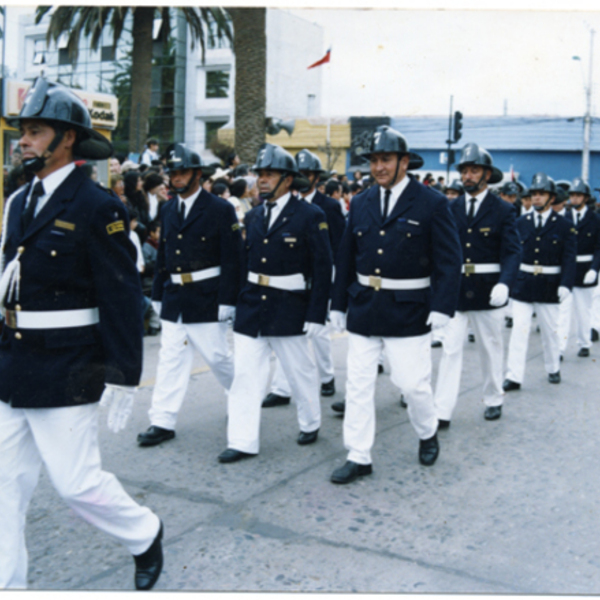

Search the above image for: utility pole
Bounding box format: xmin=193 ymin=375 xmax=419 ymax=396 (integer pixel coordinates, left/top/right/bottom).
xmin=582 ymin=29 xmax=594 ymax=182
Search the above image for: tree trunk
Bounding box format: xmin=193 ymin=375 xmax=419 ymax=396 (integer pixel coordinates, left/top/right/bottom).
xmin=128 ymin=7 xmax=155 ymax=154
xmin=229 ymin=8 xmax=266 ymax=165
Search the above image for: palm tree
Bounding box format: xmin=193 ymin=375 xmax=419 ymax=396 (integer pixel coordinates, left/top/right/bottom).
xmin=35 ymin=6 xmax=231 ymax=154
xmin=228 ymin=8 xmax=266 ymax=164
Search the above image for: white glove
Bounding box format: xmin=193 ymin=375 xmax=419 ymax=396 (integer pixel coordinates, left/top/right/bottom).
xmin=489 ymin=283 xmax=509 ymax=307
xmin=303 ymin=322 xmax=322 ymax=337
xmin=329 ymin=310 xmax=347 ymax=333
xmin=426 ymin=311 xmax=450 ymax=331
xmin=218 ymin=305 xmax=236 ymax=322
xmin=99 ymin=384 xmax=136 ymax=433
xmin=558 ymin=286 xmax=571 ymax=303
xmin=584 ymin=269 xmax=598 ymax=285
xmin=151 ymin=301 xmax=162 ymax=316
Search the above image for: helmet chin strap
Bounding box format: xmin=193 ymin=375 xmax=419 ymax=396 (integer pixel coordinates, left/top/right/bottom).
xmin=261 ymin=173 xmax=288 ymax=201
xmin=170 ymin=170 xmax=199 ymax=196
xmin=22 ymin=126 xmax=66 ymax=176
xmin=534 ymin=195 xmax=554 ymax=212
xmin=462 ymin=170 xmax=488 ymax=194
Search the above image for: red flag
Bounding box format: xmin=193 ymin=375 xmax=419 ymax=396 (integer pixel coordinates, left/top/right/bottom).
xmin=308 ymin=48 xmax=331 ymax=69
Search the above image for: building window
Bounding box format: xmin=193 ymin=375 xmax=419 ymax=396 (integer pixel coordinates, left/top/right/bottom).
xmin=205 ymin=120 xmax=228 ymax=147
xmin=101 ymin=46 xmax=115 ymax=62
xmin=58 ymin=48 xmax=70 ymax=66
xmin=32 ymin=39 xmax=46 ymax=65
xmin=205 ymin=70 xmax=229 ymax=99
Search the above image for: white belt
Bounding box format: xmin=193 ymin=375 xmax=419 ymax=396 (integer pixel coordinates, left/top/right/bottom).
xmin=4 ymin=307 xmax=99 ymax=330
xmin=248 ymin=271 xmax=306 ymax=291
xmin=520 ymin=264 xmax=561 ymax=275
xmin=357 ymin=273 xmax=431 ymax=291
xmin=461 ymin=263 xmax=501 ymax=274
xmin=576 ymin=255 xmax=594 ymax=263
xmin=170 ymin=266 xmax=221 ymax=285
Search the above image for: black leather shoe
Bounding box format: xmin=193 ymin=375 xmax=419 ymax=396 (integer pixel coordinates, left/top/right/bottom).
xmin=438 ymin=419 xmax=450 ymax=430
xmin=548 ymin=371 xmax=561 ymax=384
xmin=297 ymin=429 xmax=319 ymax=445
xmin=331 ymin=460 xmax=372 ymax=484
xmin=134 ymin=522 xmax=163 ymax=590
xmin=331 ymin=400 xmax=345 ymax=414
xmin=419 ymin=433 xmax=439 ymax=466
xmin=592 ymin=328 xmax=599 ymax=342
xmin=147 ymin=326 xmax=161 ymax=336
xmin=560 ymin=354 xmax=564 ymax=362
xmin=321 ymin=379 xmax=335 ymax=397
xmin=468 ymin=333 xmax=475 ymax=342
xmin=502 ymin=378 xmax=521 ymax=392
xmin=137 ymin=426 xmax=175 ymax=447
xmin=484 ymin=405 xmax=502 ymax=420
xmin=261 ymin=393 xmax=291 ymax=408
xmin=578 ymin=347 xmax=590 ymax=358
xmin=505 ymin=317 xmax=513 ymax=329
xmin=218 ymin=448 xmax=257 ymax=463
xmin=431 ymin=340 xmax=442 ymax=348
xmin=377 ymin=364 xmax=384 ymax=374
xmin=400 ymin=394 xmax=407 ymax=408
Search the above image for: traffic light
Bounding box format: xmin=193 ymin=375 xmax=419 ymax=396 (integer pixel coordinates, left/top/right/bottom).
xmin=453 ymin=111 xmax=463 ymax=143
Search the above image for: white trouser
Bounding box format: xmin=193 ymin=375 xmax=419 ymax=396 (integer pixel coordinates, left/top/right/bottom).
xmin=0 ymin=402 xmax=160 ymax=589
xmin=505 ymin=300 xmax=560 ymax=384
xmin=344 ymin=333 xmax=437 ymax=465
xmin=270 ymin=324 xmax=335 ymax=396
xmin=557 ymin=292 xmax=573 ymax=354
xmin=573 ymin=286 xmax=595 ymax=349
xmin=149 ymin=319 xmax=234 ymax=430
xmin=434 ymin=309 xmax=504 ymax=421
xmin=592 ymin=281 xmax=600 ymax=330
xmin=227 ymin=333 xmax=321 ymax=454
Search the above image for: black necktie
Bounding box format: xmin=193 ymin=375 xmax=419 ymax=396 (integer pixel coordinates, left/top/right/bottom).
xmin=22 ymin=181 xmax=45 ymax=230
xmin=264 ymin=202 xmax=274 ymax=230
xmin=383 ymin=189 xmax=391 ymax=220
xmin=577 ymin=211 xmax=581 ymax=225
xmin=537 ymin=215 xmax=542 ymax=230
xmin=179 ymin=201 xmax=186 ymax=224
xmin=467 ymin=197 xmax=476 ymax=222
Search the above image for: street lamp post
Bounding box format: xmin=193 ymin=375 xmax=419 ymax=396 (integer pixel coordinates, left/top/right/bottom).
xmin=573 ymin=28 xmax=595 ymax=183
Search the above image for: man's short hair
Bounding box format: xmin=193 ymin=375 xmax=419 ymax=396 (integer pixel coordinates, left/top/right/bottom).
xmin=325 ymin=180 xmax=341 ymax=196
xmin=146 ymin=138 xmax=159 ymax=147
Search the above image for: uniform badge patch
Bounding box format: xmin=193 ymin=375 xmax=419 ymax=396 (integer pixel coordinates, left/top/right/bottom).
xmin=319 ymin=222 xmax=328 ymax=230
xmin=54 ymin=219 xmax=76 ymax=231
xmin=232 ymin=223 xmax=240 ymax=231
xmin=479 ymin=227 xmax=491 ymax=232
xmin=106 ymin=220 xmax=125 ymax=235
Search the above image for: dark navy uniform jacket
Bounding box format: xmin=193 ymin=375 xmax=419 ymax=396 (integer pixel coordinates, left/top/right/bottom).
xmin=452 ymin=191 xmax=521 ymax=311
xmin=310 ymin=190 xmax=345 ymax=259
xmin=151 ymin=189 xmax=242 ymax=323
xmin=0 ymin=167 xmax=142 ymax=409
xmin=234 ymin=195 xmax=333 ymax=338
xmin=511 ymin=211 xmax=576 ymax=304
xmin=565 ymin=208 xmax=600 ymax=287
xmin=331 ymin=177 xmax=462 ymax=338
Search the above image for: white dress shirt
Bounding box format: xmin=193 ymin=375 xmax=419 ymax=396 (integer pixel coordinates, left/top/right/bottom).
xmin=265 ymin=192 xmax=291 ymax=229
xmin=379 ymin=175 xmax=410 ymax=217
xmin=28 ymin=162 xmax=76 ymax=217
xmin=465 ymin=188 xmax=488 ymax=218
xmin=178 ymin=187 xmax=203 ymax=219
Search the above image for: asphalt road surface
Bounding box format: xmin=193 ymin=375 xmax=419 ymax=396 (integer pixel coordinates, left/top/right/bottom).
xmin=24 ymin=318 xmax=600 ymax=592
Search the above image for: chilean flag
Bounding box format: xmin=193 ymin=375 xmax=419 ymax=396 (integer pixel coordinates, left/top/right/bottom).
xmin=308 ymin=48 xmax=331 ymax=69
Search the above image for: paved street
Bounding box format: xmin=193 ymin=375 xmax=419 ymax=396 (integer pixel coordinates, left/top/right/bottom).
xmin=25 ymin=320 xmax=600 ymax=592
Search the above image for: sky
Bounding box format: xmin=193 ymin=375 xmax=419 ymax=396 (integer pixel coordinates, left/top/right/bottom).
xmin=286 ymin=7 xmax=600 ymax=119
